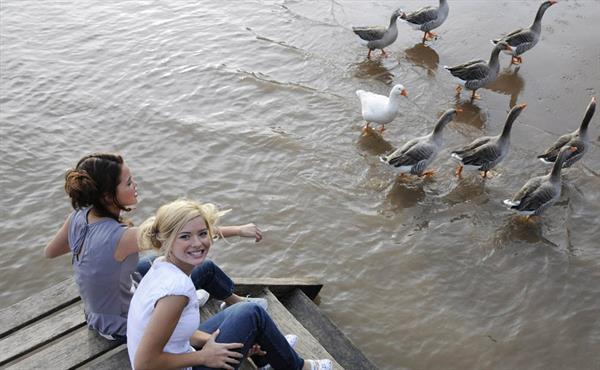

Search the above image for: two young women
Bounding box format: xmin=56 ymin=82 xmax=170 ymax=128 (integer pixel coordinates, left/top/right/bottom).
xmin=45 ymin=153 xmax=331 ymax=369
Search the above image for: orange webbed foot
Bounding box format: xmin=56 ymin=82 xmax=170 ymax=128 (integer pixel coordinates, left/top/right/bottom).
xmin=361 ymin=123 xmax=371 ymax=136
xmin=455 ymin=165 xmax=463 ymax=178
xmin=470 ymin=91 xmax=481 ymax=101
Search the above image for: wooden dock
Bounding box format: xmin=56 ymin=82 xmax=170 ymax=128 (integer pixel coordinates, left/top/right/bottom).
xmin=0 ymin=277 xmax=378 ymax=369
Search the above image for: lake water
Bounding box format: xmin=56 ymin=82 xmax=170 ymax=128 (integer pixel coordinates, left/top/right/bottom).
xmin=1 ymin=1 xmax=599 ymax=369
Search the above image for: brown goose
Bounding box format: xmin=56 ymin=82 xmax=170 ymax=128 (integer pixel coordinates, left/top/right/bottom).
xmin=493 ymin=1 xmax=557 ymax=65
xmin=444 ymin=41 xmax=513 ymax=100
xmin=353 ymin=9 xmax=402 ymax=59
xmin=537 ymin=96 xmax=596 ymax=168
xmin=503 ymin=146 xmax=576 ymax=217
xmin=452 ymin=103 xmax=527 ymax=178
xmin=380 ymin=109 xmax=458 ymax=176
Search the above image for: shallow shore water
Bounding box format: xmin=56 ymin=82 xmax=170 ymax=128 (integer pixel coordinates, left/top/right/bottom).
xmin=1 ymin=1 xmax=599 ymax=369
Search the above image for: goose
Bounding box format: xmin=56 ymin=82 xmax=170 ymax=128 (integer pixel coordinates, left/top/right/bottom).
xmin=537 ymin=96 xmax=596 ymax=167
xmin=356 ymin=84 xmax=409 ymax=134
xmin=503 ymin=145 xmax=576 ymax=217
xmin=452 ymin=103 xmax=527 ymax=178
xmin=444 ymin=41 xmax=513 ymax=100
xmin=493 ymin=0 xmax=557 ymax=65
xmin=380 ymin=108 xmax=458 ymax=176
xmin=399 ymin=0 xmax=450 ymax=42
xmin=353 ymin=9 xmax=402 ymax=59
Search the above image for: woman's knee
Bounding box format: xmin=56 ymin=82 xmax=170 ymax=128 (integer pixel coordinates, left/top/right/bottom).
xmin=229 ymin=301 xmax=267 ymax=323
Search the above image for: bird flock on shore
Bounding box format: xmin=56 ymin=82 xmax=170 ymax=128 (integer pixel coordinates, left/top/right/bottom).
xmin=352 ymin=0 xmax=596 ymax=219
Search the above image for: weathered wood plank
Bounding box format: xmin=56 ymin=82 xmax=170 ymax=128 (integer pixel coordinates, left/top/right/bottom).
xmin=262 ymin=289 xmax=343 ymax=369
xmin=0 ymin=302 xmax=86 ymax=366
xmin=0 ymin=276 xmax=320 ymax=340
xmin=5 ymin=326 xmax=120 ymax=369
xmin=0 ymin=278 xmax=80 ymax=338
xmin=80 ymin=345 xmax=257 ymax=370
xmin=232 ymin=277 xmax=323 ymax=300
xmin=281 ymin=289 xmax=379 ymax=370
xmin=79 ymin=345 xmax=129 ymax=370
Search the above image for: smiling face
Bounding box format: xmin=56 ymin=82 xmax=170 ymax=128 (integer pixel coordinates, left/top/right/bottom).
xmin=115 ymin=163 xmax=138 ymax=208
xmin=168 ymin=216 xmax=212 ymax=274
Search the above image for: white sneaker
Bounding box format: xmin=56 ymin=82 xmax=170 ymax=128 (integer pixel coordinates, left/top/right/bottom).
xmin=284 ymin=334 xmax=298 ymax=348
xmin=306 ymin=359 xmax=332 ymax=370
xmin=219 ymin=296 xmax=268 ymax=311
xmin=256 ymin=334 xmax=298 ymax=370
xmin=196 ymin=289 xmax=210 ymax=306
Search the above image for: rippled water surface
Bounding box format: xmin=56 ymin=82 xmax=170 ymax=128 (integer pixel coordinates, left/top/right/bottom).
xmin=1 ymin=1 xmax=600 ymax=369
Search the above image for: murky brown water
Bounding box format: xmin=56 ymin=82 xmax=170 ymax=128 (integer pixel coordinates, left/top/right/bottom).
xmin=1 ymin=1 xmax=599 ymax=369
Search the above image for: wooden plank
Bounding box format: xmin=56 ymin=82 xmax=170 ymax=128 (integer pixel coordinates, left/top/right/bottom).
xmin=0 ymin=278 xmax=80 ymax=338
xmin=80 ymin=345 xmax=257 ymax=370
xmin=5 ymin=326 xmax=120 ymax=369
xmin=281 ymin=289 xmax=379 ymax=370
xmin=0 ymin=276 xmax=318 ymax=340
xmin=0 ymin=302 xmax=86 ymax=366
xmin=232 ymin=277 xmax=323 ymax=300
xmin=79 ymin=345 xmax=129 ymax=370
xmin=261 ymin=289 xmax=343 ymax=369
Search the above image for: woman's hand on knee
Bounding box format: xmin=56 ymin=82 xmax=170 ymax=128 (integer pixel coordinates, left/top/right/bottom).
xmin=197 ymin=329 xmax=244 ymax=370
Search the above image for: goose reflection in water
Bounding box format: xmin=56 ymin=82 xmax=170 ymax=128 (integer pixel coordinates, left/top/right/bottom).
xmin=443 ymin=176 xmax=486 ymax=205
xmin=487 ymin=67 xmax=525 ymax=108
xmin=387 ymin=176 xmax=427 ymax=209
xmin=353 ymin=59 xmax=395 ymax=85
xmin=404 ymin=43 xmax=439 ymax=77
xmin=452 ymin=95 xmax=488 ymax=128
xmin=494 ymin=215 xmax=558 ymax=247
xmin=356 ymin=128 xmax=394 ymax=156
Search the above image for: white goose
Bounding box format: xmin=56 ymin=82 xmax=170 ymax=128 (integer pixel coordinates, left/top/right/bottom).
xmin=356 ymin=84 xmax=408 ymax=135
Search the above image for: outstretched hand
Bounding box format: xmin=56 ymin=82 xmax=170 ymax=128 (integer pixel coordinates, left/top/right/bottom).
xmin=238 ymin=223 xmax=263 ymax=242
xmin=198 ymin=329 xmax=243 ymax=370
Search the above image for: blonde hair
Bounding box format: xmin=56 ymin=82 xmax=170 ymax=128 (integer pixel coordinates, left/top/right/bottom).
xmin=138 ymin=199 xmax=229 ymax=256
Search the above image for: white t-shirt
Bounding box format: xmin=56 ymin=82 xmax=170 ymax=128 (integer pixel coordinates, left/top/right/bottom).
xmin=127 ymin=259 xmax=200 ymax=370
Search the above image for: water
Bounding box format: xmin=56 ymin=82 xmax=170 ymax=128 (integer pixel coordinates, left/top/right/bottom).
xmin=1 ymin=1 xmax=600 ymax=369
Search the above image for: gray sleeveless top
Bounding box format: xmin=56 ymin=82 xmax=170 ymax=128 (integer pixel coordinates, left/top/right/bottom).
xmin=68 ymin=207 xmax=138 ymax=337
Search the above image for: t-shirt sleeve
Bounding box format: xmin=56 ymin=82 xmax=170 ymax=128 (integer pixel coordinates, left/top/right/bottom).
xmin=150 ymin=272 xmax=195 ymax=308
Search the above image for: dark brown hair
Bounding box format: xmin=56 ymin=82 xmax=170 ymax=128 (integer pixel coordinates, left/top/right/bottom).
xmin=64 ymin=153 xmax=129 ymax=221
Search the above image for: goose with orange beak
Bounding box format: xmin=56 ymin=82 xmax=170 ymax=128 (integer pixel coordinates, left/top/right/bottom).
xmin=503 ymin=145 xmax=577 ymax=217
xmin=452 ymin=103 xmax=527 ymax=178
xmin=493 ymin=0 xmax=557 ymax=65
xmin=356 ymin=84 xmax=409 ymax=135
xmin=380 ymin=108 xmax=459 ymax=177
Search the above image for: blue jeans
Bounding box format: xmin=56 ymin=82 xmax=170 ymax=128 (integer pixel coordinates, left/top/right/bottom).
xmin=194 ymin=302 xmax=305 ymax=370
xmin=137 ymin=256 xmax=234 ymax=300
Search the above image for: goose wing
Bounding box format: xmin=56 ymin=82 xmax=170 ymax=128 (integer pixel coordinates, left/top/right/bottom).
xmin=495 ymin=28 xmax=535 ymax=47
xmin=537 ymin=132 xmax=576 ymax=162
xmin=459 ymin=142 xmax=501 ymax=167
xmin=387 ymin=140 xmax=435 ymax=167
xmin=403 ymin=6 xmax=438 ymax=25
xmin=452 ymin=136 xmax=493 ymax=156
xmin=445 ymin=60 xmax=489 ymax=81
xmin=353 ymin=26 xmax=386 ymax=41
xmin=512 ymin=180 xmax=556 ymax=213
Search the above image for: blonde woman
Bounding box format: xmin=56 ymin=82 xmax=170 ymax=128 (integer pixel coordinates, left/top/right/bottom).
xmin=127 ymin=199 xmax=331 ymax=370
